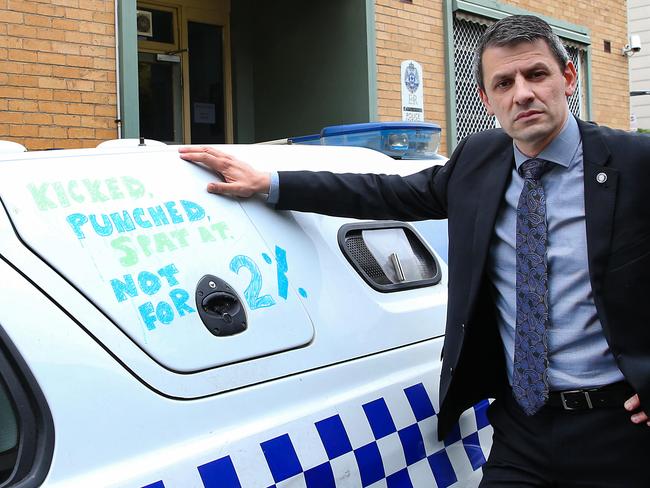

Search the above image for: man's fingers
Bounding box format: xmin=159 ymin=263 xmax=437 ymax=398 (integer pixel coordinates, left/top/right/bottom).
xmin=207 ymin=181 xmax=253 ymax=198
xmin=179 ymin=145 xmax=230 ymax=159
xmin=625 ymin=394 xmax=640 ymax=411
xmin=207 ymin=181 xmax=230 ymax=194
xmin=624 ymin=394 xmax=649 ymax=426
xmin=179 ymin=146 xmax=233 ymax=172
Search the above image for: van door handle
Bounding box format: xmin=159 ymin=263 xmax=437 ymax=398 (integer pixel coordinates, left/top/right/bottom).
xmin=196 ymin=275 xmax=247 ymax=337
xmin=202 ymin=291 xmax=240 ymax=319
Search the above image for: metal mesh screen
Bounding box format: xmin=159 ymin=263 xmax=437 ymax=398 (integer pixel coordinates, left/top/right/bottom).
xmin=453 ymin=17 xmax=493 ymax=143
xmin=344 ymin=234 xmax=391 ymax=285
xmin=452 ymin=15 xmax=587 ymax=145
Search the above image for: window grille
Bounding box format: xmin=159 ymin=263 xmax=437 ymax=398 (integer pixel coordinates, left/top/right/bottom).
xmin=452 ymin=15 xmax=587 ymax=145
xmin=453 ymin=17 xmax=492 ymax=143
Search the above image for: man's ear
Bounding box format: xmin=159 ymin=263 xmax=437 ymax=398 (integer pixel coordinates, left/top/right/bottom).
xmin=478 ymin=87 xmax=494 ymax=115
xmin=563 ymin=60 xmax=578 ymax=97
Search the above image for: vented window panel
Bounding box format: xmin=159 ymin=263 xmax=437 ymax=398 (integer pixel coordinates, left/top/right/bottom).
xmin=338 ymin=222 xmax=441 ymax=292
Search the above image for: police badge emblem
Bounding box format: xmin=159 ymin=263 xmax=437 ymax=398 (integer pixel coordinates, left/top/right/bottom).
xmin=404 ymin=62 xmax=420 ymax=94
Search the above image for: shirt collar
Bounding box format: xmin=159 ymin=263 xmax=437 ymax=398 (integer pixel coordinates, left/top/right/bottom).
xmin=513 ymin=115 xmax=581 ymax=171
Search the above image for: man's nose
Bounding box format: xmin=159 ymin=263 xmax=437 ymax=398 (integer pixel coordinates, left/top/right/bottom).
xmin=512 ymin=76 xmax=534 ymax=104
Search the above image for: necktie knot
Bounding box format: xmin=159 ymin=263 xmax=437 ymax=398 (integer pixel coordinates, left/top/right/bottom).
xmin=519 ymin=158 xmax=548 ymax=181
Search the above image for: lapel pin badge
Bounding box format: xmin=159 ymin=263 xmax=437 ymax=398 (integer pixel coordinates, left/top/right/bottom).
xmin=596 ymin=172 xmax=607 ymax=184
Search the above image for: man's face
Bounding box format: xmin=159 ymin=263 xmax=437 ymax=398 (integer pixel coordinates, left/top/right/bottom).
xmin=478 ymin=39 xmax=577 ymax=156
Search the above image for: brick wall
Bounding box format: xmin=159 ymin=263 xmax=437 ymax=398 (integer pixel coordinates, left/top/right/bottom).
xmin=375 ymin=0 xmax=630 ymax=155
xmin=0 ymin=0 xmax=118 ymax=150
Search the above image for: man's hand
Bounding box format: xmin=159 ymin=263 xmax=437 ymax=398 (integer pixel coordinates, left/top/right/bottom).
xmin=624 ymin=394 xmax=650 ymax=426
xmin=179 ymin=146 xmax=271 ymax=197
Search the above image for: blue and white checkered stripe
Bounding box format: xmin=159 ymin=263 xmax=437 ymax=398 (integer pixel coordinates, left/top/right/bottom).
xmin=142 ymin=383 xmax=491 ymax=488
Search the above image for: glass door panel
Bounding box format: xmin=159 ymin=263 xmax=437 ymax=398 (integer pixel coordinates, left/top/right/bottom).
xmin=138 ymin=51 xmax=183 ymax=143
xmin=188 ymin=21 xmax=225 ymax=144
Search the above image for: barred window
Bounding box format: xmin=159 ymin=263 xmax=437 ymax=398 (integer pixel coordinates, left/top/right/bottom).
xmin=452 ymin=15 xmax=588 ymax=145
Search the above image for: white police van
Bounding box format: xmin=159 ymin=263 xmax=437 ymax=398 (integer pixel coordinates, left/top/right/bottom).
xmin=0 ymin=123 xmax=491 ymax=488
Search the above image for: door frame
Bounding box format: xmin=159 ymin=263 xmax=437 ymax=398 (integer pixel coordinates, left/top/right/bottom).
xmin=136 ymin=0 xmax=233 ymax=143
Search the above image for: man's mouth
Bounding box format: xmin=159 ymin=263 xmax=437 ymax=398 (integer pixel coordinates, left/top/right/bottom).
xmin=515 ymin=110 xmax=542 ymax=121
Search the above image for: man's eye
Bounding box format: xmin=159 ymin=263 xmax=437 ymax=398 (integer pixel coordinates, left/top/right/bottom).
xmin=531 ymin=71 xmax=546 ymax=79
xmin=495 ymin=80 xmax=511 ymax=89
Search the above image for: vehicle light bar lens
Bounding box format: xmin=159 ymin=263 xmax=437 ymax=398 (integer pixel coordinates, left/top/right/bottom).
xmin=289 ymin=122 xmax=441 ymax=160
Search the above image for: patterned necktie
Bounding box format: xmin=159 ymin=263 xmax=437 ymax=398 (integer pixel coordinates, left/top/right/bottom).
xmin=512 ymin=158 xmax=550 ymax=415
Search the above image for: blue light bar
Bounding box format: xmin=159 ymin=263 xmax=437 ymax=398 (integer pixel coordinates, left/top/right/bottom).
xmin=320 ymin=122 xmax=441 ymax=159
xmin=287 ymin=134 xmax=320 ymax=145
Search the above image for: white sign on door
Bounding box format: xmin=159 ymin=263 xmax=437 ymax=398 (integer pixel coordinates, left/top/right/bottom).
xmin=401 ymin=60 xmax=424 ymax=122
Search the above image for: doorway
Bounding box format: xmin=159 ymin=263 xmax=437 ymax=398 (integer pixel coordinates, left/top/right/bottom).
xmin=137 ymin=1 xmax=231 ymax=144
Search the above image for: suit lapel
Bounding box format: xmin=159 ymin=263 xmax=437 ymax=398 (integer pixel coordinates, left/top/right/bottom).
xmin=467 ymin=143 xmax=514 ymax=314
xmin=579 ymin=120 xmax=618 ymax=290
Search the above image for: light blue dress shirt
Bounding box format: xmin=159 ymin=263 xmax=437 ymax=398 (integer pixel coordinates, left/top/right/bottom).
xmin=488 ymin=115 xmax=624 ymax=390
xmin=268 ymin=172 xmax=280 ymax=205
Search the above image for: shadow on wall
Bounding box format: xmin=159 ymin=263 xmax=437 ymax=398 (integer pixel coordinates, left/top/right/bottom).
xmin=230 ymin=0 xmax=372 ymax=143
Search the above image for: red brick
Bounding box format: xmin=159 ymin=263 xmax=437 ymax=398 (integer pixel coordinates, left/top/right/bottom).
xmin=65 ymin=79 xmax=94 ymax=91
xmin=38 ymin=101 xmax=63 ymax=112
xmin=22 ymin=38 xmax=53 ymax=52
xmin=23 ymin=88 xmax=54 ymax=100
xmin=0 ymin=86 xmax=24 ymax=98
xmin=39 ymin=77 xmax=67 ymax=89
xmin=53 ymin=114 xmax=81 ymax=126
xmin=10 ymin=125 xmax=39 ymax=137
xmin=7 ymin=74 xmax=39 ymax=87
xmin=52 ymin=90 xmax=82 ymax=102
xmin=37 ymin=51 xmax=66 ymax=65
xmin=7 ymin=49 xmax=37 ymax=62
xmin=2 ymin=10 xmax=24 ymax=23
xmin=24 ymin=112 xmax=53 ymax=125
xmin=51 ymin=41 xmax=80 ymax=55
xmin=3 ymin=112 xmax=24 ymax=124
xmin=96 ymin=128 xmax=118 ymax=140
xmin=67 ymin=127 xmax=95 ymax=138
xmin=37 ymin=28 xmax=66 ymax=41
xmin=23 ymin=64 xmax=52 ymax=76
xmin=39 ymin=126 xmax=68 ymax=138
xmin=7 ymin=0 xmax=38 ymax=13
xmin=67 ymin=103 xmax=94 ymax=115
xmin=65 ymin=54 xmax=94 ymax=68
xmin=9 ymin=99 xmax=39 ymax=112
xmin=7 ymin=23 xmax=38 ymax=37
xmin=24 ymin=13 xmax=52 ymax=27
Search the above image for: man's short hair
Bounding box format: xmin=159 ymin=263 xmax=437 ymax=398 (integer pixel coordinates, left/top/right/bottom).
xmin=474 ymin=15 xmax=570 ymax=90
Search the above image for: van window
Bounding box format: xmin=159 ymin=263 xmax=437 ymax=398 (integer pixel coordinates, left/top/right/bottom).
xmin=0 ymin=326 xmax=53 ymax=487
xmin=0 ymin=380 xmax=18 ymax=483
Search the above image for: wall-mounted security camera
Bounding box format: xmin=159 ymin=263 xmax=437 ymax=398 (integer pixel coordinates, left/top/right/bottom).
xmin=622 ymin=34 xmax=642 ymax=56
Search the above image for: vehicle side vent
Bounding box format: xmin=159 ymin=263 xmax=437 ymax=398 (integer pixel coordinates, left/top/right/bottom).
xmin=338 ymin=222 xmax=441 ymax=292
xmin=343 ymin=234 xmax=392 ymax=285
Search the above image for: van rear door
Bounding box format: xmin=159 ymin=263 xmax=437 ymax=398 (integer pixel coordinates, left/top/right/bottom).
xmin=0 ymin=148 xmax=314 ymax=373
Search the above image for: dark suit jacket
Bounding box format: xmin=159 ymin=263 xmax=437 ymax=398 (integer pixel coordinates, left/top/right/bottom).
xmin=277 ymin=118 xmax=650 ymax=438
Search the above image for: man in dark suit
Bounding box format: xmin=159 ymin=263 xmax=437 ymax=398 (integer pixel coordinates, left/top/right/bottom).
xmin=181 ymin=15 xmax=650 ymax=487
